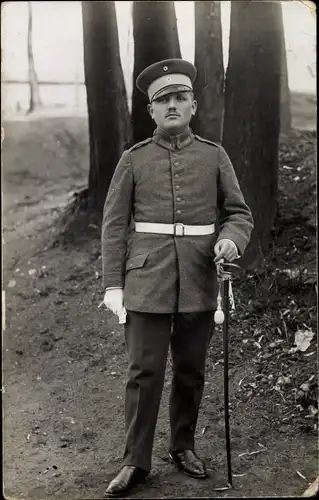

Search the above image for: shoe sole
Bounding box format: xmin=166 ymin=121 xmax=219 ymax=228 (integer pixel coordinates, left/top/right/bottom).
xmin=168 ymin=453 xmax=208 ymax=479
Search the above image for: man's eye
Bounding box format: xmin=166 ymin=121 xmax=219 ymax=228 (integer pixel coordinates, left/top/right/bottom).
xmin=177 ymin=94 xmax=186 ymax=101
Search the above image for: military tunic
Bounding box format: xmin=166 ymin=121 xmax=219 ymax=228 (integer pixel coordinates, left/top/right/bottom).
xmin=101 ymin=126 xmax=253 ymax=313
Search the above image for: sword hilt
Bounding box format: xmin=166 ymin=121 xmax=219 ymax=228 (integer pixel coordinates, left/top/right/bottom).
xmin=217 ymin=262 xmax=243 ymax=282
xmin=214 ymin=262 xmax=242 ymax=324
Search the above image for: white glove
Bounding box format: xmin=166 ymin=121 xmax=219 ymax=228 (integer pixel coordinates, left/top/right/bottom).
xmin=103 ymin=288 xmax=127 ymax=323
xmin=214 ymin=238 xmax=239 ymax=263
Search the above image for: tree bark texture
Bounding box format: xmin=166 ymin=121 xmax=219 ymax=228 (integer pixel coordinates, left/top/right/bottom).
xmin=193 ymin=1 xmax=224 ymax=143
xmin=27 ymin=1 xmax=42 ymax=113
xmin=82 ymin=1 xmax=132 ymax=211
xmin=223 ymin=1 xmax=281 ymax=267
xmin=131 ymin=1 xmax=181 ymax=143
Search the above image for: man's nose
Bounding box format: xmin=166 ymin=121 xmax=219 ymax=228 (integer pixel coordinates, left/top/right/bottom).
xmin=167 ymin=96 xmax=177 ymax=108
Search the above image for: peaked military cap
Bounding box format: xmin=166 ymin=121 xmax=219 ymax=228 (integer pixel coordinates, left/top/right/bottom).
xmin=136 ymin=58 xmax=197 ymax=102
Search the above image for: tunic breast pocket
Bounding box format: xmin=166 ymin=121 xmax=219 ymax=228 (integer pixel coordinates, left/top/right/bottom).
xmin=125 ymin=253 xmax=149 ymax=272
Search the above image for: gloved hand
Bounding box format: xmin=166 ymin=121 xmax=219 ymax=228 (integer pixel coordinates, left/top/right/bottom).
xmin=103 ymin=288 xmax=126 ymax=321
xmin=214 ymin=238 xmax=239 ymax=264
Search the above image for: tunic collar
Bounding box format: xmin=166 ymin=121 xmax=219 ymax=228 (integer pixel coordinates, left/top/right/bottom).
xmin=152 ymin=126 xmax=194 ymax=151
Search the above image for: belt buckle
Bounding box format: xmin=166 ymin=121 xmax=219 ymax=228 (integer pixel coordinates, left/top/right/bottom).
xmin=174 ymin=223 xmax=185 ymax=236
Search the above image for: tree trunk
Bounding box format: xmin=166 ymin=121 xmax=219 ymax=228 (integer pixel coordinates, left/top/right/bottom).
xmin=131 ymin=1 xmax=181 ymax=143
xmin=27 ymin=1 xmax=42 ymax=113
xmin=82 ymin=1 xmax=132 ymax=211
xmin=193 ymin=1 xmax=224 ymax=143
xmin=223 ymin=1 xmax=281 ymax=268
xmin=279 ymin=4 xmax=291 ymax=136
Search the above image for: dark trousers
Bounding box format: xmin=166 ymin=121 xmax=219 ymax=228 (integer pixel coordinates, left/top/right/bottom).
xmin=122 ymin=310 xmax=213 ymax=472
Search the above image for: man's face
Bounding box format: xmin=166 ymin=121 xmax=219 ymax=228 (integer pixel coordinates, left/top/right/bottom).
xmin=148 ymin=91 xmax=197 ymax=134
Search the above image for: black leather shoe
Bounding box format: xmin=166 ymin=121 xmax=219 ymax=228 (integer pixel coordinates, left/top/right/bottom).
xmin=104 ymin=466 xmax=148 ymax=497
xmin=169 ymin=449 xmax=207 ymax=478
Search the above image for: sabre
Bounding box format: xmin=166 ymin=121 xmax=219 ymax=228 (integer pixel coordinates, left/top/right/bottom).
xmin=214 ymin=260 xmax=242 ymax=488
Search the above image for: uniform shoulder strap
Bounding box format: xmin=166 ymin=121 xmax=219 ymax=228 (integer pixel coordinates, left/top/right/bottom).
xmin=194 ymin=134 xmax=220 ymax=147
xmin=129 ymin=137 xmax=153 ymax=152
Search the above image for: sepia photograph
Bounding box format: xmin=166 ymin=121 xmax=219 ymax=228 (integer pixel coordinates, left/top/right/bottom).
xmin=2 ymin=1 xmax=317 ymax=498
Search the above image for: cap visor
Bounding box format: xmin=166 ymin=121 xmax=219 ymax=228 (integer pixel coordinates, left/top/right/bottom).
xmin=151 ymin=85 xmax=193 ymax=102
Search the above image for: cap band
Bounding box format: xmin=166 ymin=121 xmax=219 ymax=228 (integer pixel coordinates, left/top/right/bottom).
xmin=148 ymin=74 xmax=193 ymax=102
xmin=152 ymin=85 xmax=193 ymax=102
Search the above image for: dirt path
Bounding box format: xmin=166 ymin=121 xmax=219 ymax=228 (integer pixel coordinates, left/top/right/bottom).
xmin=2 ymin=115 xmax=317 ymax=499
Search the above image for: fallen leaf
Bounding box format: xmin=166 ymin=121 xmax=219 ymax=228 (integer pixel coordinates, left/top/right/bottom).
xmin=300 ymin=383 xmax=310 ymax=392
xmin=288 ymin=347 xmax=298 ymax=354
xmin=8 ymin=280 xmax=16 ymax=288
xmin=277 ymin=375 xmax=291 ymax=386
xmin=294 ymin=329 xmax=315 ymax=352
xmin=28 ymin=269 xmax=37 ymax=276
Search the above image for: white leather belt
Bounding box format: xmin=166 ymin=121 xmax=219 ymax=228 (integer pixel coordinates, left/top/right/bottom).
xmin=135 ymin=222 xmax=215 ymax=237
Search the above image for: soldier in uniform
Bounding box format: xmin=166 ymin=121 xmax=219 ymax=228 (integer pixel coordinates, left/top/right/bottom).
xmin=102 ymin=58 xmax=254 ymax=497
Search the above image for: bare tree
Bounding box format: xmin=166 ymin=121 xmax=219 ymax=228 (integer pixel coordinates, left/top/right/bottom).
xmin=193 ymin=1 xmax=224 ymax=143
xmin=131 ymin=1 xmax=181 ymax=143
xmin=82 ymin=1 xmax=132 ymax=211
xmin=223 ymin=1 xmax=281 ymax=267
xmin=27 ymin=1 xmax=42 ymax=113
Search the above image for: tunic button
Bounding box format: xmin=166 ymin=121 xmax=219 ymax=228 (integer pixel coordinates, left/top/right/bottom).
xmin=175 ymin=174 xmax=179 ymax=179
xmin=177 ymin=197 xmax=181 ymax=202
xmin=174 ymin=161 xmax=179 ymax=166
xmin=176 ymin=210 xmax=182 ymax=215
xmin=175 ymin=185 xmax=180 ymax=190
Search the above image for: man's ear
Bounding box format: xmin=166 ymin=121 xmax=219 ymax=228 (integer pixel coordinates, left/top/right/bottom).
xmin=191 ymin=99 xmax=198 ymax=116
xmin=147 ymin=103 xmax=154 ymax=119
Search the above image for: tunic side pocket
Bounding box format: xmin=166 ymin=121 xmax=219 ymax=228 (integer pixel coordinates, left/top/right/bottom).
xmin=125 ymin=253 xmax=149 ymax=272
